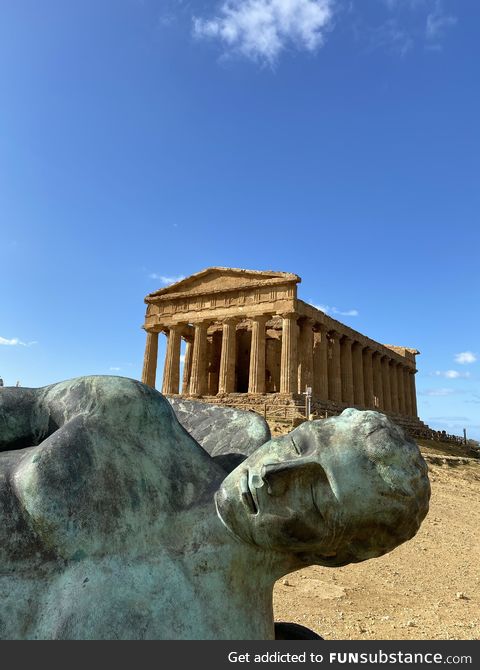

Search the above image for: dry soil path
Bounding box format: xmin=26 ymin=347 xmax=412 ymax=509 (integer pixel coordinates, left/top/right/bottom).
xmin=273 ymin=457 xmax=480 ymax=640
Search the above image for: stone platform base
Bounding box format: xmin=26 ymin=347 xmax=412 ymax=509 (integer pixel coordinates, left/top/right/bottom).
xmin=165 ymin=392 xmax=462 ymax=445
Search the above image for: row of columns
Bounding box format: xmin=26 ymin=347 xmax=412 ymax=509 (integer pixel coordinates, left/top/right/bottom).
xmin=141 ymin=313 xmax=418 ymax=417
xmin=181 ymin=315 xmax=271 ymax=397
xmin=302 ymin=320 xmax=418 ymax=417
xmin=142 ymin=314 xmax=294 ymax=398
xmin=318 ymin=327 xmax=418 ymax=417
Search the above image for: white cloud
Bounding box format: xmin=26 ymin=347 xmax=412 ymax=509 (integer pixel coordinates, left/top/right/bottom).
xmin=0 ymin=336 xmax=21 ymax=346
xmin=0 ymin=336 xmax=37 ymax=347
xmin=312 ymin=303 xmax=359 ymax=317
xmin=426 ymin=0 xmax=457 ymax=42
xmin=193 ymin=0 xmax=335 ymax=64
xmin=422 ymin=387 xmax=456 ymax=397
xmin=335 ymin=308 xmax=359 ymax=317
xmin=109 ymin=366 xmax=121 ymax=372
xmin=433 ymin=370 xmax=471 ymax=379
xmin=454 ymin=351 xmax=477 ymax=365
xmin=149 ymin=274 xmax=185 ymax=286
xmin=180 ymin=354 xmax=186 ymax=364
xmin=312 ymin=303 xmax=330 ymax=313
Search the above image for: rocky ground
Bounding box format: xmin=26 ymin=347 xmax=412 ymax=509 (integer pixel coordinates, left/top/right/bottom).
xmin=273 ymin=440 xmax=480 ymax=640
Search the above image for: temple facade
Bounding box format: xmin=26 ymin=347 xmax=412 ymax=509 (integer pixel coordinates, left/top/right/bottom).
xmin=141 ymin=268 xmax=419 ymax=421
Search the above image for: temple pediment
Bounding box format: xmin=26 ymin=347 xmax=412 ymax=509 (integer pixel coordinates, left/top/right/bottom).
xmin=146 ymin=267 xmax=300 ymax=301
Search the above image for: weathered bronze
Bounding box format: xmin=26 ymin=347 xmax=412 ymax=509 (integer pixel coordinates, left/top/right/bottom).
xmin=0 ymin=376 xmax=429 ymax=639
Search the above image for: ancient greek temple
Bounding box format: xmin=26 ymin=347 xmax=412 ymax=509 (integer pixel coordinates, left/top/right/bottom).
xmin=141 ymin=268 xmax=419 ymax=422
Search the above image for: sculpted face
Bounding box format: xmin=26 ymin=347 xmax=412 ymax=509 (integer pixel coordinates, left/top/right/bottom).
xmin=215 ymin=409 xmax=430 ymax=567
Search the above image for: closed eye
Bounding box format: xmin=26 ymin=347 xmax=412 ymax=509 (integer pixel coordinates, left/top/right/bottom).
xmin=365 ymin=425 xmax=385 ymax=438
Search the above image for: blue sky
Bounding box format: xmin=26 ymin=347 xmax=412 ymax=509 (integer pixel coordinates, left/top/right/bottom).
xmin=1 ymin=0 xmax=479 ymax=439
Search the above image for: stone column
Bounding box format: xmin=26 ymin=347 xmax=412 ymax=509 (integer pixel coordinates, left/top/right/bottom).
xmin=189 ymin=321 xmax=209 ymax=396
xmin=340 ymin=336 xmax=354 ymax=406
xmin=327 ymin=331 xmax=342 ymax=403
xmin=218 ymin=318 xmax=238 ymax=394
xmin=410 ymin=370 xmax=418 ymax=418
xmin=397 ymin=364 xmax=406 ymax=415
xmin=141 ymin=330 xmax=159 ymax=388
xmin=280 ymin=312 xmax=298 ymax=394
xmin=162 ymin=325 xmax=183 ymax=394
xmin=404 ymin=367 xmax=413 ymax=416
xmin=248 ymin=315 xmax=268 ymax=394
xmin=381 ymin=356 xmax=392 ymax=413
xmin=313 ymin=324 xmax=329 ymax=400
xmin=362 ymin=348 xmax=374 ymax=408
xmin=298 ymin=317 xmax=314 ymax=394
xmin=372 ymin=352 xmax=384 ymax=409
xmin=390 ymin=360 xmax=399 ymax=414
xmin=352 ymin=342 xmax=365 ymax=407
xmin=181 ymin=339 xmax=193 ymax=394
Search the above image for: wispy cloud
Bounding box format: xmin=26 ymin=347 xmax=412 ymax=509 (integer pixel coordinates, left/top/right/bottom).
xmin=312 ymin=303 xmax=359 ymax=317
xmin=149 ymin=274 xmax=185 ymax=286
xmin=432 ymin=370 xmax=471 ymax=379
xmin=364 ymin=18 xmax=414 ymax=57
xmin=421 ymin=387 xmax=456 ymax=397
xmin=193 ymin=0 xmax=335 ymax=64
xmin=426 ymin=0 xmax=457 ymax=43
xmin=382 ymin=0 xmax=429 ymax=10
xmin=352 ymin=0 xmax=456 ymax=57
xmin=0 ymin=336 xmax=37 ymax=347
xmin=454 ymin=351 xmax=477 ymax=365
xmin=181 ymin=0 xmax=457 ymax=65
xmin=109 ymin=366 xmax=121 ymax=372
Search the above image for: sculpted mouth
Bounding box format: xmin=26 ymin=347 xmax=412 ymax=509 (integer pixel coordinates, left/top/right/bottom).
xmin=240 ymin=471 xmax=258 ymax=515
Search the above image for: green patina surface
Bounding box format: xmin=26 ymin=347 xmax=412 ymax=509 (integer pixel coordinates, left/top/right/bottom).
xmin=0 ymin=376 xmax=430 ymax=639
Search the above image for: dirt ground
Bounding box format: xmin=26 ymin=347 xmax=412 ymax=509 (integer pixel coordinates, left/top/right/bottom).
xmin=273 ymin=444 xmax=480 ymax=640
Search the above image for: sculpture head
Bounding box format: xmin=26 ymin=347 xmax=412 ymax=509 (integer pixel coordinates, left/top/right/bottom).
xmin=215 ymin=409 xmax=430 ymax=568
